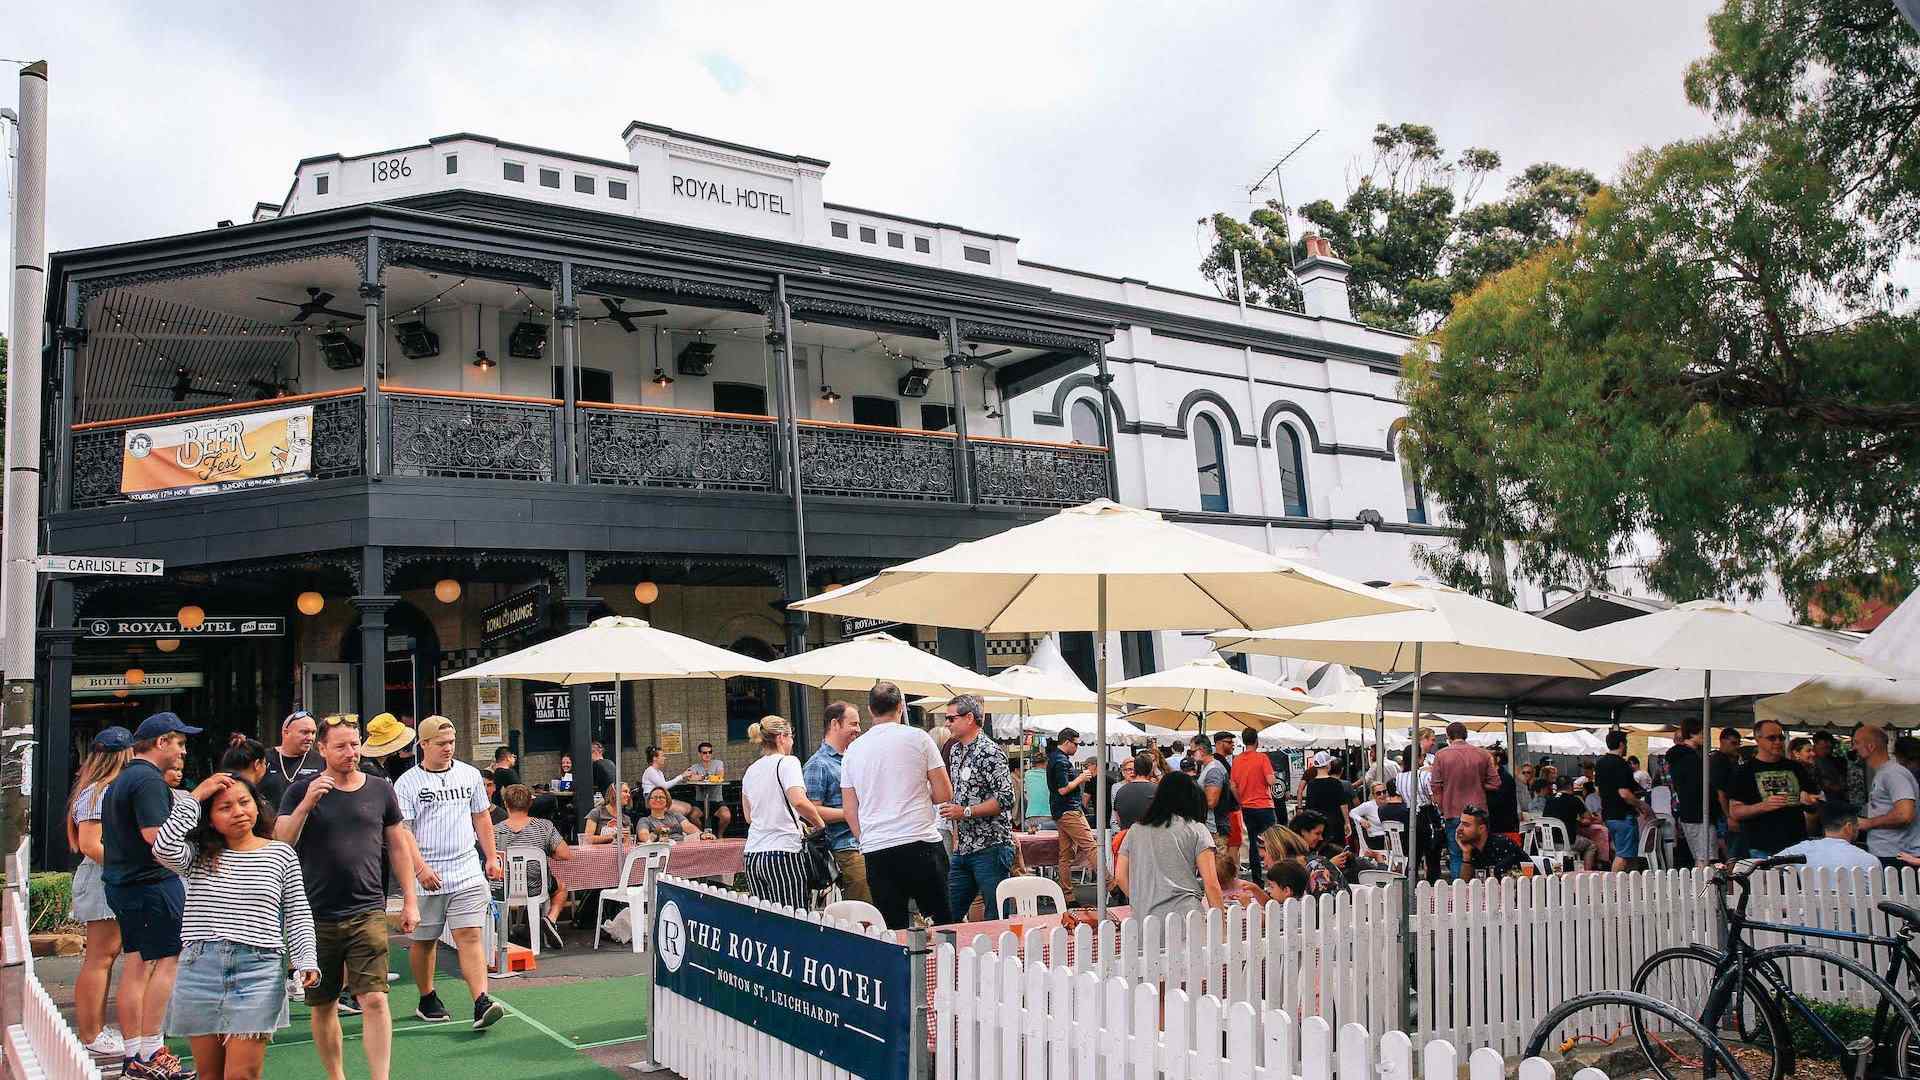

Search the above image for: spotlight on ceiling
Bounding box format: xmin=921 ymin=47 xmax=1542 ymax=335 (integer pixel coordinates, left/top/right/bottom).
xmin=395 ymin=320 xmax=441 ymax=360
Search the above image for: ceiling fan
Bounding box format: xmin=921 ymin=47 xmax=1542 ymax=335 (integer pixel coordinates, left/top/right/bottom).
xmin=953 ymin=343 xmax=1013 ymax=366
xmin=254 ymin=287 xmax=363 ymax=323
xmin=600 ymin=298 xmax=668 ymax=333
xmin=134 ymin=367 xmax=232 ymax=402
xmin=247 ymin=376 xmax=298 ymax=400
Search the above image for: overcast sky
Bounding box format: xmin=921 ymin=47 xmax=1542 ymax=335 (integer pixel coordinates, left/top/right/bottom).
xmin=5 ymin=1 xmax=1722 ymax=327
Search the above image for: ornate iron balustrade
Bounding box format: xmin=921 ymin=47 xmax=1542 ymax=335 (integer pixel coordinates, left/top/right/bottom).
xmin=66 ymin=391 xmax=366 ymax=510
xmin=969 ymin=439 xmax=1112 ymax=508
xmin=384 ymin=393 xmax=558 ymax=482
xmin=582 ymin=406 xmax=777 ymax=491
xmin=798 ymin=423 xmax=958 ymax=501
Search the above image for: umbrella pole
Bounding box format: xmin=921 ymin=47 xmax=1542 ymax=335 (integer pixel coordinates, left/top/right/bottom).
xmin=1702 ymin=670 xmax=1712 ymax=854
xmin=1096 ymin=575 xmax=1109 ymax=919
xmin=614 ymin=677 xmax=623 ymax=838
xmin=1403 ymin=644 xmax=1423 ymax=1034
xmin=1504 ymin=703 xmax=1516 ymax=772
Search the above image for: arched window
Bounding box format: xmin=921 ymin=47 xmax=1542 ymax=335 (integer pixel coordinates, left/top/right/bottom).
xmin=724 ymin=637 xmax=780 ymax=742
xmin=1193 ymin=413 xmax=1229 ymax=512
xmin=1069 ymin=398 xmax=1105 ymax=447
xmin=1275 ymin=423 xmax=1308 ymax=516
xmin=1397 ymin=429 xmax=1428 ymax=524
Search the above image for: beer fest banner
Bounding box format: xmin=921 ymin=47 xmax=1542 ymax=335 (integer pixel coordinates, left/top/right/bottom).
xmin=119 ymin=404 xmax=314 ymax=501
xmin=654 ymin=879 xmax=912 ymax=1080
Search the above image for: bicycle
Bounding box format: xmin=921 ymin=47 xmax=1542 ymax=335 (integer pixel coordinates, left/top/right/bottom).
xmin=1626 ymin=853 xmax=1920 ymax=1080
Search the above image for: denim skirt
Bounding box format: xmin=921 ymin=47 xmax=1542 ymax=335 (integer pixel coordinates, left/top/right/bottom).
xmin=70 ymin=860 xmax=114 ymax=924
xmin=164 ymin=941 xmax=290 ymax=1037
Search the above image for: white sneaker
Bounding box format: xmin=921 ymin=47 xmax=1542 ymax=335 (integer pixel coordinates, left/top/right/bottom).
xmin=82 ymin=1029 xmax=123 ymax=1056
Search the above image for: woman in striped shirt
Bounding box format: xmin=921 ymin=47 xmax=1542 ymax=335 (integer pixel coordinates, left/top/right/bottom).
xmin=153 ymin=772 xmax=318 ymax=1079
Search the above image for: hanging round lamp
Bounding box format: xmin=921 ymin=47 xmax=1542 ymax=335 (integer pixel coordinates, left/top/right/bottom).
xmin=112 ymin=689 xmax=129 ymax=699
xmin=155 ymin=638 xmax=180 ymax=653
xmin=296 ymin=591 xmax=325 ymax=616
xmin=125 ymin=667 xmax=146 ymax=687
xmin=176 ymin=605 xmax=205 ymax=630
xmin=633 ymin=581 xmax=660 ymax=605
xmin=434 ymin=579 xmax=463 ymax=604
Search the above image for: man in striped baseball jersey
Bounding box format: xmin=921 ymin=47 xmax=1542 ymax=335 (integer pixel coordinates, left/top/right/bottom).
xmin=393 ymin=716 xmax=505 ymax=1030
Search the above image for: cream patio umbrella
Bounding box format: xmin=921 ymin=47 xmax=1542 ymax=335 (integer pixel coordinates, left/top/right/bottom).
xmin=791 ymin=499 xmax=1418 ymax=916
xmin=1755 ymin=587 xmax=1920 ymax=730
xmin=1209 ymin=580 xmax=1648 ymax=1028
xmin=1578 ymin=600 xmax=1896 ymax=829
xmin=441 ymin=615 xmax=774 ymax=833
xmin=723 ymin=631 xmax=1009 ymax=699
xmin=1109 ymin=655 xmax=1317 ymax=728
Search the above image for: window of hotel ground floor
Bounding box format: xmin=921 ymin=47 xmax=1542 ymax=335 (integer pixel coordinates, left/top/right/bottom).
xmin=1193 ymin=413 xmax=1229 ymax=513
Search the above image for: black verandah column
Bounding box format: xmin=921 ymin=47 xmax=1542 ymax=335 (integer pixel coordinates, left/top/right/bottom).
xmin=353 ymin=546 xmax=395 ymax=719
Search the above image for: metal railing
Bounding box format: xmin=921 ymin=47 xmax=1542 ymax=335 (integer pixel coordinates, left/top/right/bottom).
xmin=797 ymin=421 xmax=959 ymax=502
xmin=383 ymin=390 xmax=559 ymax=483
xmin=969 ymin=438 xmax=1111 ymax=507
xmin=581 ymin=404 xmax=777 ymax=492
xmin=64 ymin=389 xmax=365 ymax=510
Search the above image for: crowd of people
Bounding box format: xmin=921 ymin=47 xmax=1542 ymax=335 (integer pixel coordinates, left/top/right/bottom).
xmin=67 ymin=709 xmax=518 ymax=1079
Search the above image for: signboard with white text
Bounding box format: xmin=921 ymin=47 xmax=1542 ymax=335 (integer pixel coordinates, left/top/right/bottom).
xmin=35 ymin=555 xmax=164 ymax=577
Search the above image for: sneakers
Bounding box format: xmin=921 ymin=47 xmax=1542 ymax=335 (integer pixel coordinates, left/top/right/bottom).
xmin=541 ymin=914 xmax=566 ymax=949
xmin=336 ymin=990 xmax=362 ymax=1016
xmin=414 ymin=990 xmax=451 ymax=1023
xmin=82 ymin=1028 xmax=123 ymax=1057
xmin=124 ymin=1047 xmax=197 ymax=1078
xmin=472 ymin=993 xmax=504 ymax=1031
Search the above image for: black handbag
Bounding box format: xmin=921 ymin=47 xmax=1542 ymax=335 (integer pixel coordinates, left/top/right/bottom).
xmin=781 ymin=763 xmax=841 ymax=891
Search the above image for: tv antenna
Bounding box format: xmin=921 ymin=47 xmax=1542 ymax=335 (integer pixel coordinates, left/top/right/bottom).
xmin=1248 ymin=129 xmax=1320 ymax=271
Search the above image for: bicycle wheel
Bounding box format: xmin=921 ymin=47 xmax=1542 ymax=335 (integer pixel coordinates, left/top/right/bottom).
xmin=1525 ymin=990 xmax=1754 ymax=1080
xmin=1631 ymin=946 xmax=1786 ymax=1080
xmin=1746 ymin=943 xmax=1918 ymax=1079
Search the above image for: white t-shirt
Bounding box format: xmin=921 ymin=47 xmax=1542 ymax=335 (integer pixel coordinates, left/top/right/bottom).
xmin=842 ymin=722 xmax=945 ymax=854
xmin=1777 ymin=836 xmax=1882 ymax=871
xmin=1351 ymin=798 xmax=1383 ymax=836
xmin=641 ymin=765 xmax=674 ymax=800
xmin=742 ymin=755 xmax=806 ymax=856
xmin=393 ymin=761 xmax=489 ymax=894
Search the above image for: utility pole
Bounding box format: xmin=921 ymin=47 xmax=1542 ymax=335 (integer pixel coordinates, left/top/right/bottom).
xmin=0 ymin=59 xmax=47 ymax=1038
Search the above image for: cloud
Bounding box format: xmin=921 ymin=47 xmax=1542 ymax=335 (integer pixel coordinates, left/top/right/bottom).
xmin=2 ymin=0 xmax=1727 ymax=330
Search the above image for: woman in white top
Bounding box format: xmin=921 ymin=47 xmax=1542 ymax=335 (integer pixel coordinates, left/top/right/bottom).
xmin=740 ymin=716 xmax=826 ymax=909
xmin=66 ymin=727 xmax=132 ymax=1057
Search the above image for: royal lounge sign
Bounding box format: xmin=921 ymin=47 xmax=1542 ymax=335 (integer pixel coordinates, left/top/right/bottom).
xmin=85 ymin=616 xmax=286 ymax=639
xmin=119 ymin=404 xmax=314 ymax=502
xmin=481 ymin=586 xmax=547 ymax=645
xmin=654 ymin=880 xmax=911 ymax=1080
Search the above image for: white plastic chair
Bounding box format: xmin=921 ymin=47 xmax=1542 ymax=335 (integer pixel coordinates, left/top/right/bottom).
xmin=594 ymin=843 xmax=671 ymax=954
xmin=1377 ymin=821 xmax=1410 ymax=874
xmin=996 ymin=875 xmax=1068 ymax=918
xmin=1638 ymin=816 xmax=1666 ymax=869
xmin=822 ymin=899 xmax=885 ymax=931
xmin=502 ymin=848 xmax=551 ymax=957
xmin=1532 ymin=818 xmax=1574 ymax=870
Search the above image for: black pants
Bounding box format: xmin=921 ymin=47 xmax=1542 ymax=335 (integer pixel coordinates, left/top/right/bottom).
xmin=1241 ymin=808 xmax=1277 ymax=886
xmin=865 ymin=841 xmax=953 ymax=930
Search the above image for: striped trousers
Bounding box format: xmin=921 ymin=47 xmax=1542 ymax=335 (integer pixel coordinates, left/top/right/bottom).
xmin=744 ymin=850 xmax=810 ymax=910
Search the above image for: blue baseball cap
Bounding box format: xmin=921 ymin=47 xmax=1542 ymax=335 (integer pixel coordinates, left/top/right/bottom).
xmin=132 ymin=712 xmax=202 ymax=742
xmin=90 ymin=726 xmax=132 ymax=752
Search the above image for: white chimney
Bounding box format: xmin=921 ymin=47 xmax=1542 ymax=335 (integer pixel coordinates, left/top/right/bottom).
xmin=1297 ymin=233 xmax=1353 ymax=321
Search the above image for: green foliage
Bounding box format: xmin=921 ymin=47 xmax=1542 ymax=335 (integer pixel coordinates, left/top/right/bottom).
xmin=28 ymin=871 xmax=72 ymax=932
xmin=1784 ymin=999 xmax=1877 ymax=1059
xmin=1400 ymin=2 xmax=1920 ymax=616
xmin=1200 ymin=124 xmax=1596 ymax=334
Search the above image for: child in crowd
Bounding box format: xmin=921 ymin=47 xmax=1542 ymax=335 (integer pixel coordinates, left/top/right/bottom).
xmin=152 ymin=773 xmax=317 ymax=1080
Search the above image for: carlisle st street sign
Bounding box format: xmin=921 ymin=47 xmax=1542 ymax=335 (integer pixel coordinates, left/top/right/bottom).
xmin=35 ymin=555 xmax=164 ymax=576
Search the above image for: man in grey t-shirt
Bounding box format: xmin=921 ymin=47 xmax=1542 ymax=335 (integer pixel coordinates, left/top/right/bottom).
xmin=1858 ymin=725 xmax=1920 ymax=863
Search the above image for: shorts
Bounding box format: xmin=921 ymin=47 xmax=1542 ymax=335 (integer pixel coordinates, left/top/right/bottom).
xmin=71 ymin=860 xmax=114 ymax=924
xmin=104 ymin=876 xmax=185 ymax=960
xmin=166 ymin=941 xmax=290 ymax=1038
xmin=413 ymin=879 xmax=491 ymax=941
xmin=1606 ymin=817 xmax=1640 ymax=859
xmin=309 ymin=910 xmax=389 ymax=1004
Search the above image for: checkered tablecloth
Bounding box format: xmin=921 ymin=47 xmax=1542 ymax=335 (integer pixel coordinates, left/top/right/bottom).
xmin=548 ymin=838 xmax=746 ymax=891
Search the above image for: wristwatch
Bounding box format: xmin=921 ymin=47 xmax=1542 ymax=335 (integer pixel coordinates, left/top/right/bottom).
xmin=962 ymin=804 xmax=974 ymax=818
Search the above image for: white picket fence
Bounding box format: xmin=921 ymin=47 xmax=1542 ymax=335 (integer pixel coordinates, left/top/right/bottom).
xmin=935 ymin=865 xmax=1920 ymax=1061
xmin=938 ymin=944 xmax=1621 ymax=1080
xmin=1 ymin=869 xmax=102 ymax=1080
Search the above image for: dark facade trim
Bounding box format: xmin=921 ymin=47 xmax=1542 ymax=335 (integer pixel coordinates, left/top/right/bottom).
xmin=1103 ymin=353 xmax=1403 ymax=404
xmin=621 ymin=121 xmax=831 ymax=168
xmin=1258 ymin=401 xmax=1321 ymax=451
xmin=380 ymin=239 xmax=561 ymax=287
xmin=385 ymin=548 xmax=568 ymax=591
xmin=787 ymin=295 xmax=945 ymax=336
xmin=73 ymin=238 xmax=369 ymax=314
xmin=1174 ymin=389 xmax=1258 ymax=448
xmin=1152 ymin=506 xmax=1460 ymax=538
xmin=954 ymin=321 xmax=1100 ymax=357
xmin=1032 ymin=372 xmax=1128 ymax=432
xmin=822 ymin=202 xmax=1019 ymax=243
xmin=577 ymin=262 xmax=773 ymax=314
xmin=586 ymin=552 xmax=787 ymax=590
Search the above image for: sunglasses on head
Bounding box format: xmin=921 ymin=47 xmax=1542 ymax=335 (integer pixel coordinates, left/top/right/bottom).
xmin=1461 ymin=804 xmax=1489 ymax=820
xmin=322 ymin=716 xmax=359 ymax=729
